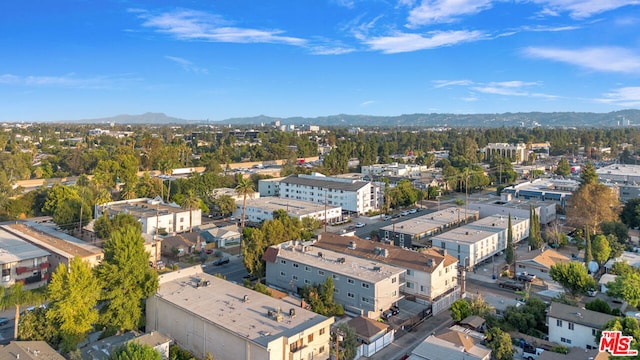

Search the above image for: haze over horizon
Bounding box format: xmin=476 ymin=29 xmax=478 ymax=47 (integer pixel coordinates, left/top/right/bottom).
xmin=2 ymin=1 xmax=640 ymax=122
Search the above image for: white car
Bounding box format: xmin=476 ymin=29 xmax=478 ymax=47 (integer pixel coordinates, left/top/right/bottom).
xmin=409 ymin=208 xmax=417 ymax=214
xmin=355 ymin=222 xmax=365 ymax=228
xmin=383 ymin=215 xmax=392 ymax=221
xmin=401 ymin=211 xmax=410 ymax=216
xmin=587 ymin=288 xmax=598 ymax=297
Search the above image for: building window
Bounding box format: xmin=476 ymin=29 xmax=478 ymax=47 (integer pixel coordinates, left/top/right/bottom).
xmin=292 ymin=275 xmax=298 ymax=281
xmin=318 ymin=270 xmax=325 ymax=276
xmin=308 ymin=333 xmax=314 ymax=343
xmin=333 ymin=274 xmax=339 ymax=281
xmin=334 ymin=288 xmax=339 ymax=293
xmin=280 ymin=271 xmax=286 ymax=277
xmin=568 ymin=322 xmax=574 ymax=330
xmin=319 ymin=346 xmax=325 ymax=354
xmin=348 ymin=278 xmax=355 ymax=284
xmin=592 ymin=329 xmax=597 ymax=336
xmin=391 ymin=291 xmax=397 ymax=297
xmin=305 ymin=266 xmax=311 ymax=272
xmin=362 ymin=283 xmax=370 ymax=289
xmin=304 ymin=279 xmax=311 ymax=284
xmin=406 ymin=282 xmax=414 ymax=289
xmin=320 ymin=328 xmax=325 ymax=335
xmin=556 ymin=319 xmax=562 ymax=327
xmin=362 ymin=297 xmax=370 ymax=303
xmin=406 ymin=269 xmax=413 ymax=276
xmin=293 ymin=263 xmax=299 ymax=268
xmin=348 ymin=292 xmax=355 ymax=298
xmin=280 ymin=260 xmax=287 ymax=265
xmin=420 ymin=285 xmax=425 ymax=292
xmin=391 ymin=277 xmax=396 ymax=283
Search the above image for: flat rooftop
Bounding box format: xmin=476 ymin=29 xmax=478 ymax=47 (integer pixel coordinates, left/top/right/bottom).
xmin=3 ymin=223 xmax=102 ymax=258
xmin=245 ymin=197 xmax=339 ymax=216
xmin=106 ymin=199 xmax=185 ymax=217
xmin=156 ymin=267 xmax=330 ymax=347
xmin=281 ymin=174 xmax=369 ymax=192
xmin=0 ymin=226 xmax=50 ymax=263
xmin=597 ymin=164 xmax=640 ymax=177
xmin=430 ymin=227 xmax=497 ymax=244
xmin=273 ymin=241 xmax=405 ymax=283
xmin=380 ymin=208 xmax=479 ymax=234
xmin=467 ymin=214 xmax=528 ymax=232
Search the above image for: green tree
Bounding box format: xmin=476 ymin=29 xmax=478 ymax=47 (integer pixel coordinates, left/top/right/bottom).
xmin=46 ymin=257 xmax=101 ymax=353
xmin=580 ymin=161 xmax=598 ymax=187
xmin=450 ymin=299 xmax=471 ymax=322
xmin=505 ymin=214 xmax=514 ymax=268
xmin=42 ymin=184 xmax=79 ymax=215
xmin=180 ymin=190 xmax=200 ymax=232
xmin=584 ymin=229 xmax=593 ymax=265
xmin=620 ymin=198 xmax=640 ymax=229
xmin=592 ymin=234 xmax=611 ymax=267
xmin=212 ymin=194 xmax=236 ymax=218
xmin=566 ymin=183 xmax=619 ymax=236
xmin=53 ymin=198 xmax=92 ymax=231
xmin=485 ymin=327 xmax=513 ymax=360
xmin=528 ymin=206 xmax=542 ymax=250
xmin=301 ymin=277 xmax=344 ymax=317
xmin=17 ymin=307 xmax=61 ymax=349
xmin=555 ymin=158 xmax=571 ymax=177
xmin=96 ymin=226 xmax=159 ymax=332
xmin=549 ymin=262 xmax=597 ymax=297
xmin=110 ymin=342 xmax=162 ymax=360
xmin=332 ymin=323 xmax=357 ymax=360
xmin=606 ymin=271 xmax=640 ymax=307
xmin=585 ymin=298 xmax=612 ymax=314
xmin=469 ymin=295 xmax=494 ymax=318
xmin=2 ymin=282 xmax=46 ymax=340
xmin=235 ymin=177 xmax=255 ymax=230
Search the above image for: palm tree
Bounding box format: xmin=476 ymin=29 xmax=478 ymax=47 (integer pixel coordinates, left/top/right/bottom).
xmin=180 ymin=190 xmax=201 ymax=232
xmin=234 ymin=177 xmax=255 ymax=230
xmin=2 ymin=282 xmax=45 ymax=339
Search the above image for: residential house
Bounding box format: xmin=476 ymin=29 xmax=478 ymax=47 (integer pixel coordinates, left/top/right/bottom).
xmin=146 ymin=266 xmax=334 ymax=360
xmin=516 ymin=249 xmax=570 ymax=282
xmin=314 ymin=233 xmax=459 ymax=314
xmin=160 ymin=232 xmax=204 ymax=259
xmin=95 ymin=197 xmax=201 ymax=235
xmin=0 ymin=341 xmax=65 ymax=359
xmin=0 ymin=226 xmax=50 ymax=289
xmin=200 ymin=224 xmax=241 ymax=249
xmin=409 ymin=330 xmax=491 ymax=360
xmin=80 ymin=331 xmax=171 ymax=359
xmin=346 ymin=316 xmax=393 ymax=359
xmin=263 ymin=240 xmax=405 ymax=319
xmin=547 ymin=302 xmax=616 ymax=350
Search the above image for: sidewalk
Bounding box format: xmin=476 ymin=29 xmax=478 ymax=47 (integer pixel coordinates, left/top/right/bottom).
xmin=367 ymin=310 xmax=454 ymax=360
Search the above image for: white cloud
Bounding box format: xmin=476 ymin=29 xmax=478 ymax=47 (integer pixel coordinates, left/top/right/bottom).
xmin=360 ymin=100 xmax=375 ymax=106
xmin=524 ymin=46 xmax=640 ymax=73
xmin=530 ymin=0 xmax=640 ymax=19
xmin=433 ymin=80 xmax=474 ymax=88
xmin=365 ymin=30 xmax=486 ymax=53
xmin=165 ymin=56 xmax=209 ymax=74
xmin=471 ymin=80 xmax=557 ymax=98
xmin=597 ymin=87 xmax=640 ymax=106
xmin=407 ymin=0 xmax=493 ymax=25
xmin=138 ymin=9 xmax=306 ymax=46
xmin=0 ymin=74 xmax=132 ymax=88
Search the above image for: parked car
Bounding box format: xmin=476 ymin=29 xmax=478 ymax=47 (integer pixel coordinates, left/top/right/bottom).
xmin=213 ymin=256 xmax=230 ymax=266
xmin=401 ymin=211 xmax=410 ymax=216
xmin=587 ymin=288 xmax=598 ymax=297
xmin=516 ymin=272 xmax=536 ymax=282
xmin=498 ymin=280 xmax=525 ymax=291
xmin=0 ymin=317 xmax=9 ymax=326
xmin=409 ymin=208 xmax=417 ymax=214
xmin=355 ymin=222 xmax=365 ymax=228
xmin=392 ymin=214 xmax=401 ymax=219
xmin=383 ymin=215 xmax=392 ymax=221
xmin=523 ymin=344 xmax=544 ymax=360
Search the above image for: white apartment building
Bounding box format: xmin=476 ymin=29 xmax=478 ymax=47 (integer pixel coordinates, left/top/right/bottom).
xmin=234 ymin=197 xmax=342 ymax=224
xmin=484 ymin=143 xmax=527 ymax=163
xmin=430 ymin=214 xmax=529 ymax=268
xmin=95 ymin=197 xmax=201 ymax=235
xmin=547 ymin=302 xmax=615 ymax=350
xmin=147 ymin=266 xmax=334 ymax=360
xmin=278 ymin=173 xmax=379 ymax=214
xmin=211 ymin=187 xmax=260 ymax=203
xmin=257 ymin=177 xmax=284 ymax=197
xmin=314 ymin=233 xmax=459 ymax=314
xmin=361 ymin=163 xmax=428 ymax=178
xmin=264 ymin=240 xmax=405 ymax=319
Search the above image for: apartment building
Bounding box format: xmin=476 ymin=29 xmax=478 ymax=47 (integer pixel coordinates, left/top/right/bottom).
xmin=484 ymin=143 xmax=527 ymax=163
xmin=0 ymin=226 xmax=50 ymax=289
xmin=95 ymin=197 xmax=201 ymax=235
xmin=146 ymin=266 xmax=334 ymax=360
xmin=278 ymin=173 xmax=379 ymax=214
xmin=234 ymin=197 xmax=342 ymax=224
xmin=263 ymin=240 xmax=405 ymax=319
xmin=547 ymin=302 xmax=615 ymax=350
xmin=361 ymin=163 xmax=428 ymax=178
xmin=314 ymin=233 xmax=459 ymax=314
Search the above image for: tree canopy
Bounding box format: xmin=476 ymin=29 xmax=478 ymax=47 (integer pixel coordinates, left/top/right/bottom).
xmin=110 ymin=342 xmax=162 ymax=360
xmin=566 ymin=183 xmax=619 ymax=233
xmin=549 ymin=262 xmax=597 ymax=297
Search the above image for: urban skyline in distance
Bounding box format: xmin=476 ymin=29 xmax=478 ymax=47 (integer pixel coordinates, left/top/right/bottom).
xmin=1 ymin=1 xmax=640 ymax=122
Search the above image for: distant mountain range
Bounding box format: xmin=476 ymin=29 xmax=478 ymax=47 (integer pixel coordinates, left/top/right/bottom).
xmin=69 ymin=110 xmax=640 ymax=128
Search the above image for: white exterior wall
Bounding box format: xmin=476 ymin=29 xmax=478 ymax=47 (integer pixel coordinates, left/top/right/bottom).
xmin=258 ymin=179 xmax=281 ymax=197
xmin=280 ymin=181 xmax=375 ymax=214
xmin=403 ymin=263 xmax=458 ymax=300
xmin=431 ymin=235 xmax=501 ymax=269
xmin=174 ymin=209 xmax=202 ymax=233
xmin=141 ymin=213 xmax=174 ymax=235
xmin=548 ymin=317 xmax=599 ymax=350
xmin=239 ymin=204 xmax=342 ymax=224
xmin=147 ymin=295 xmax=332 ymax=360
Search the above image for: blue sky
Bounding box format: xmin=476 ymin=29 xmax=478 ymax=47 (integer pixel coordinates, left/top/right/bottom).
xmin=1 ymin=1 xmax=640 ymax=122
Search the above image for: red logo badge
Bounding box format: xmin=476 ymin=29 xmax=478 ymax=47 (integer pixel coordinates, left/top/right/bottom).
xmin=599 ymin=331 xmax=638 ymax=356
